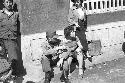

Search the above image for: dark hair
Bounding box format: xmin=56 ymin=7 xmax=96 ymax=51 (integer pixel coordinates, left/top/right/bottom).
xmin=64 ymin=25 xmax=76 ymax=41
xmin=48 ymin=38 xmax=61 ymax=47
xmin=71 ymin=0 xmax=83 ymax=3
xmin=3 ymin=0 xmax=13 ymax=2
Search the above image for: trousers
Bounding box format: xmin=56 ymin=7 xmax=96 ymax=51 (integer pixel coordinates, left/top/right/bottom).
xmin=75 ymin=30 xmax=88 ymax=52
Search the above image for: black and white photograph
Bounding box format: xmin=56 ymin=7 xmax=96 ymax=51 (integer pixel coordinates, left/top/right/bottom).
xmin=0 ymin=0 xmax=125 ymax=83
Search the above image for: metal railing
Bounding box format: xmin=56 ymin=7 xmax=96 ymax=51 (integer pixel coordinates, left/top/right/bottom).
xmin=70 ymin=0 xmax=125 ymax=15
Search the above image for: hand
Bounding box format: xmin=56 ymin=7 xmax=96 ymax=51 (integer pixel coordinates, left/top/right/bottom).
xmin=57 ymin=58 xmax=64 ymax=67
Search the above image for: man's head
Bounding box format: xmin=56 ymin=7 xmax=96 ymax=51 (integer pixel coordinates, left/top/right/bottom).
xmin=3 ymin=0 xmax=13 ymax=11
xmin=71 ymin=0 xmax=84 ymax=7
xmin=71 ymin=0 xmax=84 ymax=3
xmin=46 ymin=31 xmax=61 ymax=47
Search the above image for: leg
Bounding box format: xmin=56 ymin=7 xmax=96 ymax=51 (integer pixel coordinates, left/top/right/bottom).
xmin=75 ymin=31 xmax=88 ymax=52
xmin=41 ymin=56 xmax=52 ymax=83
xmin=60 ymin=60 xmax=71 ymax=83
xmin=4 ymin=39 xmax=19 ymax=76
xmin=67 ymin=57 xmax=73 ymax=77
xmin=76 ymin=31 xmax=88 ymax=55
xmin=77 ymin=51 xmax=84 ymax=76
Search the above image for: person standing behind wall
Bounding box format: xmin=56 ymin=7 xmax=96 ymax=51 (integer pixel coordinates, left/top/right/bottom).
xmin=68 ymin=0 xmax=88 ymax=57
xmin=0 ymin=0 xmax=21 ymax=76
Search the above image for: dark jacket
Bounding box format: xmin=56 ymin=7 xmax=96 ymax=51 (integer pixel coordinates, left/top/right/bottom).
xmin=0 ymin=9 xmax=19 ymax=39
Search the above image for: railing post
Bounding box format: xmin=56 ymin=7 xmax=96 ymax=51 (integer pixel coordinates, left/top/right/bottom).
xmin=113 ymin=0 xmax=116 ymax=11
xmin=96 ymin=0 xmax=99 ymax=13
xmin=117 ymin=0 xmax=120 ymax=10
xmin=105 ymin=0 xmax=108 ymax=12
xmin=100 ymin=0 xmax=104 ymax=13
xmin=121 ymin=0 xmax=125 ymax=10
xmin=121 ymin=0 xmax=123 ymax=10
xmin=87 ymin=1 xmax=90 ymax=14
xmin=91 ymin=1 xmax=95 ymax=14
xmin=98 ymin=1 xmax=101 ymax=13
xmin=109 ymin=0 xmax=113 ymax=12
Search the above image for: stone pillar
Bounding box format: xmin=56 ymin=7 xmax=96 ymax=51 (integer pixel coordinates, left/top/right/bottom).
xmin=18 ymin=0 xmax=70 ymax=35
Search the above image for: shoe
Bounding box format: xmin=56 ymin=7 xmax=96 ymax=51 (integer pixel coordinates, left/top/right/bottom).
xmin=60 ymin=76 xmax=71 ymax=83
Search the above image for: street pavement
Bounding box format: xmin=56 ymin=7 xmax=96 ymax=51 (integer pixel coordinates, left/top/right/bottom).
xmin=51 ymin=56 xmax=125 ymax=83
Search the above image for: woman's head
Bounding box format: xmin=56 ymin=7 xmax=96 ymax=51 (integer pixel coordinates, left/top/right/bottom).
xmin=3 ymin=0 xmax=13 ymax=11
